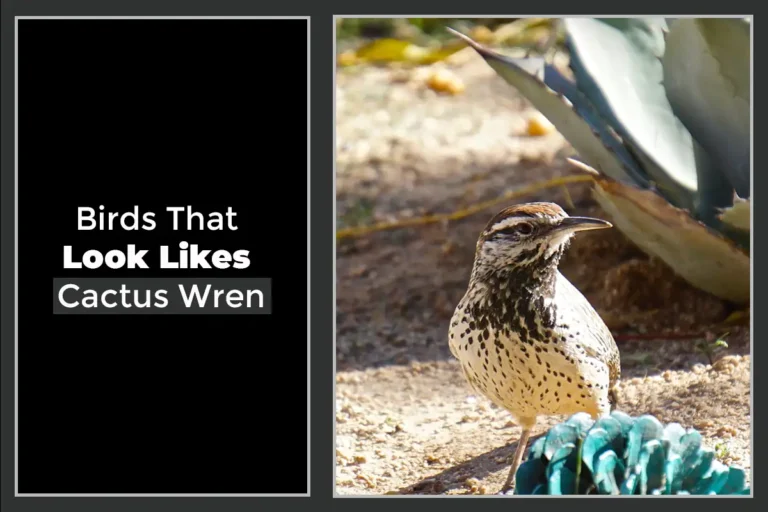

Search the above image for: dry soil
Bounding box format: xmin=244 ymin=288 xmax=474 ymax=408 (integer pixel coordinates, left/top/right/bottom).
xmin=334 ymin=48 xmax=751 ymax=496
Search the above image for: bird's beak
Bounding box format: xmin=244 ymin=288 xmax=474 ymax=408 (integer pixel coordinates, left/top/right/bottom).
xmin=552 ymin=216 xmax=613 ymax=234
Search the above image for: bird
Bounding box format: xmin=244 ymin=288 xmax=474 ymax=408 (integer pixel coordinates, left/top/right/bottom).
xmin=448 ymin=202 xmax=621 ymax=494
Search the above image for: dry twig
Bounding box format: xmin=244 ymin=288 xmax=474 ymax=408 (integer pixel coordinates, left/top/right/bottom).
xmin=337 ymin=174 xmax=594 ymax=240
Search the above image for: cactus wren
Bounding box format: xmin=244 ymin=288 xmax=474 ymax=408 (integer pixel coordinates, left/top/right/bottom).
xmin=448 ymin=202 xmax=621 ymax=494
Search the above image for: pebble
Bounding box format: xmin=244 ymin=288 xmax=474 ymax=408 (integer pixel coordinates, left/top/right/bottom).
xmin=356 ymin=473 xmax=377 ymax=489
xmin=372 ymin=109 xmax=390 ymax=124
xmin=691 ymin=364 xmax=707 ymax=374
xmin=336 ymin=58 xmax=564 ymax=194
xmin=713 ymin=355 xmax=742 ymax=372
xmin=454 ymin=116 xmax=474 ymax=134
xmin=716 ymin=426 xmax=737 ymax=438
xmin=695 ymin=419 xmax=714 ymax=429
xmin=526 ymin=112 xmax=556 ymax=136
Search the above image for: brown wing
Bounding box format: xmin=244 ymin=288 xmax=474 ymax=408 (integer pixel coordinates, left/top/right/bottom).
xmin=554 ymin=273 xmax=621 ymax=387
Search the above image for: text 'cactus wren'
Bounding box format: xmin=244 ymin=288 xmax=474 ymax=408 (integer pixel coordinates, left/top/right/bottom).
xmin=448 ymin=202 xmax=621 ymax=494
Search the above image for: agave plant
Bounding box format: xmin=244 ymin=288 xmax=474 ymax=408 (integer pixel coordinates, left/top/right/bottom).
xmin=513 ymin=411 xmax=750 ymax=495
xmin=449 ymin=18 xmax=750 ymax=304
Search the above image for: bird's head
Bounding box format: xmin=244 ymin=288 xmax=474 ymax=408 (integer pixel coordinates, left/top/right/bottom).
xmin=472 ymin=202 xmax=612 ymax=276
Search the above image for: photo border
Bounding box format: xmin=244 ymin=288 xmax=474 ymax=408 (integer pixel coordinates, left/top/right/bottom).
xmin=332 ymin=13 xmax=755 ymax=499
xmin=13 ymin=14 xmax=311 ymax=499
xmin=0 ymin=3 xmax=757 ymax=511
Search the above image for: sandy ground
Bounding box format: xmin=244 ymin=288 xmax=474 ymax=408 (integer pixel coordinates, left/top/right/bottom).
xmin=334 ymin=49 xmax=751 ymax=495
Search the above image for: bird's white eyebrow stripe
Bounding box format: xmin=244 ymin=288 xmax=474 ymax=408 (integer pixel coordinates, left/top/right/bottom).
xmin=490 ymin=216 xmax=535 ymax=232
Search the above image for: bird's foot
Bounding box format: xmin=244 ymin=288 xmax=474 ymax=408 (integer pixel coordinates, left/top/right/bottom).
xmin=499 ymin=471 xmax=516 ymax=495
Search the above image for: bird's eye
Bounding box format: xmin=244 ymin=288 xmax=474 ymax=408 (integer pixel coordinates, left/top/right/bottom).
xmin=517 ymin=222 xmax=533 ymax=235
xmin=490 ymin=221 xmax=535 ymax=239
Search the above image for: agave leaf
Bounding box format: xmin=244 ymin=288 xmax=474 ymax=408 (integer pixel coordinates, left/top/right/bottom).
xmin=663 ymin=18 xmax=750 ymax=199
xmin=581 ymin=427 xmax=611 ymax=474
xmin=609 ymin=411 xmax=635 ymax=437
xmin=674 ymin=431 xmax=704 ymax=469
xmin=720 ymin=467 xmax=748 ymax=494
xmin=446 ymin=28 xmax=646 ymax=186
xmin=543 ymin=424 xmax=580 ymax=460
xmin=527 ymin=436 xmax=546 ymax=461
xmin=547 ymin=443 xmax=578 ymax=494
xmin=665 ymin=454 xmax=684 ymax=494
xmin=682 ymin=448 xmax=715 ymax=491
xmin=515 ymin=458 xmax=547 ymax=494
xmin=548 ymin=443 xmax=578 ymax=473
xmin=690 ymin=140 xmax=735 ymax=225
xmin=516 ymin=412 xmax=748 ymax=495
xmin=637 ymin=439 xmax=665 ymax=494
xmin=620 ymin=470 xmax=638 ymax=495
xmin=563 ymin=18 xmax=702 ymax=210
xmin=593 ymin=450 xmax=623 ymax=495
xmin=692 ymin=460 xmax=730 ymax=495
xmin=536 ymin=64 xmax=649 ymax=187
xmin=594 ymin=416 xmax=625 ymax=457
xmin=564 ymin=412 xmax=595 ymax=437
xmin=591 ymin=176 xmax=750 ymax=304
xmin=661 ymin=423 xmax=687 ymax=454
xmin=594 ymin=416 xmax=623 ymax=438
xmin=719 ymin=198 xmax=751 ymax=232
xmin=626 ymin=415 xmax=664 ymax=469
xmin=716 ymin=197 xmax=750 ymax=251
xmin=548 ymin=466 xmax=578 ymax=495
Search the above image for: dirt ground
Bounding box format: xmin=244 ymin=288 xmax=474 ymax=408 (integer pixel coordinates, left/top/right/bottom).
xmin=334 ymin=48 xmax=752 ymax=496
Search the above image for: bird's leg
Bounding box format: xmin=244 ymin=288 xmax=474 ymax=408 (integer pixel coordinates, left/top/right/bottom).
xmin=500 ymin=428 xmax=531 ymax=494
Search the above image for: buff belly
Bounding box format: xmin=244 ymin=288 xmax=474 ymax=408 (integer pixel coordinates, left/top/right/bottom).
xmin=449 ymin=313 xmax=608 ymax=423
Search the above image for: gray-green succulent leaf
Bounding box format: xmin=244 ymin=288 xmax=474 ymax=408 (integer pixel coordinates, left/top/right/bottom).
xmin=448 ymin=18 xmax=751 ymax=303
xmin=662 ymin=18 xmax=750 ymax=199
xmin=563 ymin=18 xmax=702 ymax=211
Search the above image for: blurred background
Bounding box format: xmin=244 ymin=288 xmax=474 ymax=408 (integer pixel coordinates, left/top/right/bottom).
xmin=336 ymin=17 xmax=563 ymax=65
xmin=334 ymin=17 xmax=750 ymax=496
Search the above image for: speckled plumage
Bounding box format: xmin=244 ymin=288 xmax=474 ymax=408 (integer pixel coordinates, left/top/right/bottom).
xmin=448 ymin=202 xmax=621 ymax=493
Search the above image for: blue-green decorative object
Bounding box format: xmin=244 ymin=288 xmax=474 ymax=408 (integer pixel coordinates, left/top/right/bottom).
xmin=512 ymin=412 xmax=750 ymax=495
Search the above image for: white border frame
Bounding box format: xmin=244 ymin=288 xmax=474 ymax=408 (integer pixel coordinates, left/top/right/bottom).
xmin=14 ymin=15 xmax=312 ymax=498
xmin=332 ymin=14 xmax=754 ymax=498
